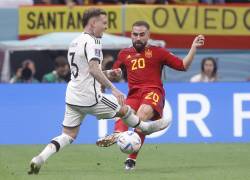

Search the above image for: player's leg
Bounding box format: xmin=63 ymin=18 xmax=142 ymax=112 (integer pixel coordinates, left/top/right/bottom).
xmin=119 ymin=105 xmax=169 ymax=134
xmin=125 ymin=88 xmax=168 ymax=170
xmin=113 ymin=95 xmax=139 ymax=134
xmin=96 ymin=95 xmax=169 ymax=146
xmin=125 ymin=111 xmax=172 ymax=170
xmin=96 ymin=118 xmax=128 ymax=147
xmin=114 ymin=97 xmax=140 ymax=133
xmin=96 ymin=97 xmax=139 ymax=147
xmin=125 ymin=104 xmax=153 ymax=170
xmin=114 ymin=118 xmax=129 ymax=133
xmin=28 ymin=104 xmax=84 ymax=175
xmin=134 ymin=89 xmax=169 ymax=134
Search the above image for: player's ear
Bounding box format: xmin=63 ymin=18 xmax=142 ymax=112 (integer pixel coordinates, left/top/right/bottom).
xmin=89 ymin=17 xmax=96 ymax=28
xmin=147 ymin=30 xmax=150 ymax=38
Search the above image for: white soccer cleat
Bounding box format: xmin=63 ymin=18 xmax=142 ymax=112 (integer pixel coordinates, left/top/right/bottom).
xmin=96 ymin=132 xmax=122 ymax=147
xmin=142 ymin=117 xmax=171 ymax=135
xmin=28 ymin=156 xmax=44 ymax=175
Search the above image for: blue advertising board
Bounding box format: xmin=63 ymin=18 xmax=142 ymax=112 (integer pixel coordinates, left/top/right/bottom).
xmin=0 ymin=83 xmax=249 ymax=144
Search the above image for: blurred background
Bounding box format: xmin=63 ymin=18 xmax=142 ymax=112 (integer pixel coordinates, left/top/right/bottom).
xmin=0 ymin=0 xmax=249 ymax=144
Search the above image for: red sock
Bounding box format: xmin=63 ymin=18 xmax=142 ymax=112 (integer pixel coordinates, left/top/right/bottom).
xmin=128 ymin=130 xmax=145 ymax=160
xmin=114 ymin=118 xmax=128 ymax=132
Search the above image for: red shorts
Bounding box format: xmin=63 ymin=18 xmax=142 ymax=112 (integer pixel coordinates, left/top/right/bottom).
xmin=126 ymin=87 xmax=165 ymax=120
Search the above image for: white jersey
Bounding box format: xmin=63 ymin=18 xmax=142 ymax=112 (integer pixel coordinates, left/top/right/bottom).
xmin=66 ymin=32 xmax=103 ymax=106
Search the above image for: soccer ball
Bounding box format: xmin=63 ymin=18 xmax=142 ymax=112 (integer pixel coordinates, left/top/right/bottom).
xmin=117 ymin=131 xmax=141 ymax=154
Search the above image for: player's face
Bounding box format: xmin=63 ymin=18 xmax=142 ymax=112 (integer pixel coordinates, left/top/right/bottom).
xmin=131 ymin=26 xmax=149 ymax=52
xmin=203 ymin=60 xmax=214 ymax=75
xmin=94 ymin=14 xmax=108 ymax=38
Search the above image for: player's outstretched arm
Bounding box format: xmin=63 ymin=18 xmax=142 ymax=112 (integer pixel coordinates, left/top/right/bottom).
xmin=89 ymin=59 xmax=125 ymax=105
xmin=183 ymin=35 xmax=205 ymax=70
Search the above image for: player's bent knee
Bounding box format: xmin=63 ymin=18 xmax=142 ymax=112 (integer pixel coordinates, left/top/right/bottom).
xmin=137 ymin=104 xmax=154 ymax=121
xmin=116 ymin=105 xmax=130 ymax=117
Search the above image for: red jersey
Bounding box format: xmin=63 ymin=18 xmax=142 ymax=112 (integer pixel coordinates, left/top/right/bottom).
xmin=113 ymin=45 xmax=185 ymax=90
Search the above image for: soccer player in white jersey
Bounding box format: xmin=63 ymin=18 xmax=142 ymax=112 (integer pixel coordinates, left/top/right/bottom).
xmin=28 ymin=8 xmax=170 ymax=175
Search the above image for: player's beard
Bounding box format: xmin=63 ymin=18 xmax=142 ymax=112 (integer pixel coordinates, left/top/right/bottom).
xmin=133 ymin=41 xmax=147 ymax=52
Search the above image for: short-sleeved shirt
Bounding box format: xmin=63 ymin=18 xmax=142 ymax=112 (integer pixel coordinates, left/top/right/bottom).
xmin=66 ymin=32 xmax=103 ymax=106
xmin=113 ymin=45 xmax=185 ymax=93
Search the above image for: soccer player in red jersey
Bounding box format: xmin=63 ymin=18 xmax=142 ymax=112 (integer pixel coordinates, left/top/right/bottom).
xmin=97 ymin=20 xmax=205 ymax=170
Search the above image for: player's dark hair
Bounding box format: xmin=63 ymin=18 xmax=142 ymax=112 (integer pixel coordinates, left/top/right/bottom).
xmin=83 ymin=8 xmax=107 ymax=28
xmin=201 ymin=57 xmax=218 ymax=77
xmin=132 ymin=21 xmax=150 ymax=30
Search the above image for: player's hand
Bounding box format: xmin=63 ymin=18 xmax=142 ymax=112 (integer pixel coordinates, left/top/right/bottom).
xmin=107 ymin=68 xmax=122 ymax=81
xmin=110 ymin=68 xmax=122 ymax=79
xmin=111 ymin=88 xmax=125 ymax=106
xmin=192 ymin=35 xmax=205 ymax=48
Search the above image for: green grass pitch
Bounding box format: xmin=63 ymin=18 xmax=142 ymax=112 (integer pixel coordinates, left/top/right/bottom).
xmin=0 ymin=144 xmax=249 ymax=180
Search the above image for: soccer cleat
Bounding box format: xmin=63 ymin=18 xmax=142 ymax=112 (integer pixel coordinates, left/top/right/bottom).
xmin=28 ymin=156 xmax=44 ymax=175
xmin=124 ymin=158 xmax=136 ymax=170
xmin=96 ymin=132 xmax=121 ymax=147
xmin=141 ymin=117 xmax=170 ymax=135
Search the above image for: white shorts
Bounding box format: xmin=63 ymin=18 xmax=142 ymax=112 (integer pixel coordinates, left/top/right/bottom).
xmin=62 ymin=94 xmax=120 ymax=127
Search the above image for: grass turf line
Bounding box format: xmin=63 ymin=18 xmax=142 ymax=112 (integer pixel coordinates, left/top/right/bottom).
xmin=0 ymin=144 xmax=249 ymax=180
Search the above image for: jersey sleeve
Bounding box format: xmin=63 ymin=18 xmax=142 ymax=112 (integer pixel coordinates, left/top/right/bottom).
xmin=85 ymin=37 xmax=102 ymax=62
xmin=160 ymin=48 xmax=185 ymax=71
xmin=112 ymin=50 xmax=124 ymax=69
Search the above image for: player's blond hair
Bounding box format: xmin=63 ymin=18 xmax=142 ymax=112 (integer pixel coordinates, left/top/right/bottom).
xmin=83 ymin=8 xmax=107 ymax=28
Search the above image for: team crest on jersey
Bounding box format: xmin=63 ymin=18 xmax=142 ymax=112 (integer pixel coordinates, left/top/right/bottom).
xmin=95 ymin=49 xmax=101 ymax=57
xmin=126 ymin=55 xmax=131 ymax=59
xmin=145 ymin=49 xmax=152 ymax=58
